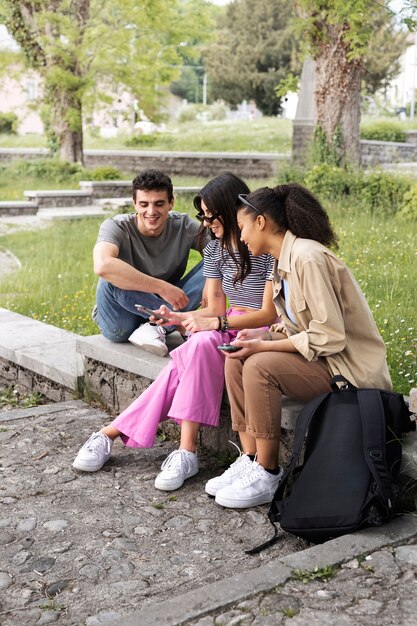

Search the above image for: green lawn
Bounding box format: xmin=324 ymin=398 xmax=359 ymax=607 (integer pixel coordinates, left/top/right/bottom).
xmin=0 ymin=197 xmax=415 ymax=395
xmin=0 ymin=117 xmax=292 ymax=154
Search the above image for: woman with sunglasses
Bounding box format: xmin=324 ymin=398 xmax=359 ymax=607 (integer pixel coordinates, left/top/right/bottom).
xmin=209 ymin=183 xmax=391 ymax=509
xmin=73 ymin=172 xmax=277 ymax=490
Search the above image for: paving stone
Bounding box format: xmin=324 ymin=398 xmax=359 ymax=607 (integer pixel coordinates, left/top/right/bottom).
xmin=1 ymin=401 xmax=417 ymax=626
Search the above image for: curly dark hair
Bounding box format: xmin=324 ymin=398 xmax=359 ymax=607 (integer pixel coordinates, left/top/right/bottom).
xmin=193 ymin=172 xmax=251 ymax=284
xmin=239 ymin=183 xmax=338 ymax=248
xmin=132 ymin=169 xmax=174 ymax=202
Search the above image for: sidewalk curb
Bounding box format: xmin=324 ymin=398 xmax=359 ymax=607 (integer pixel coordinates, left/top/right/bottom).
xmin=116 ymin=515 xmax=417 ymax=626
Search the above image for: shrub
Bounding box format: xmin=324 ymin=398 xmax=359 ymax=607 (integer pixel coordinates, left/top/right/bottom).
xmin=304 ymin=164 xmax=360 ymax=201
xmin=88 ymin=166 xmax=123 ymax=180
xmin=360 ymin=121 xmax=406 ymax=143
xmin=304 ymin=165 xmax=411 ymax=217
xmin=398 ymin=184 xmax=417 ymax=221
xmin=0 ymin=112 xmax=18 ymax=134
xmin=10 ymin=158 xmax=86 ymax=182
xmin=125 ymin=133 xmax=160 ymax=147
xmin=359 ymin=170 xmax=411 ymax=216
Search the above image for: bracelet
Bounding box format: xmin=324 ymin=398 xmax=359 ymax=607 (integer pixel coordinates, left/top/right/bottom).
xmin=217 ymin=316 xmax=222 ymax=330
xmin=221 ymin=315 xmax=228 ymax=332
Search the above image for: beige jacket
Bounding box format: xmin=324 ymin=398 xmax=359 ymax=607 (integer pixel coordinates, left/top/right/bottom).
xmin=270 ymin=231 xmax=392 ymax=390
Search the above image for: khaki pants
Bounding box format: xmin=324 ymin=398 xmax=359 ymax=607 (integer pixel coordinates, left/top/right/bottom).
xmin=224 ymin=337 xmax=332 ymax=440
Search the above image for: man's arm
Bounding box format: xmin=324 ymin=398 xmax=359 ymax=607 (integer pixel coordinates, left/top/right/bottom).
xmin=93 ymin=241 xmax=189 ymax=309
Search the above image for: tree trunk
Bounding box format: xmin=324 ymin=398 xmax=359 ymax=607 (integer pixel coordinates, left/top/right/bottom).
xmin=49 ymin=86 xmax=84 ymax=165
xmin=314 ymin=24 xmax=362 ymax=166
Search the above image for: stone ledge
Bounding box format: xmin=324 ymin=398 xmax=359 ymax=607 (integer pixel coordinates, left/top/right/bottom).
xmin=0 ymin=200 xmax=38 ymax=216
xmin=0 ymin=308 xmax=83 ymax=391
xmin=76 ymin=332 xmax=183 ymax=381
xmin=24 ymin=189 xmax=93 ymax=208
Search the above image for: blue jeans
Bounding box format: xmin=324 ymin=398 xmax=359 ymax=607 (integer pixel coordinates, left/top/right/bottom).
xmin=95 ymin=261 xmax=204 ymax=342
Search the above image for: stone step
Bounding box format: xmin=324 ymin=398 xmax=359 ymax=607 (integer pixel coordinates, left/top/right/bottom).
xmin=37 ymin=205 xmax=113 ymax=219
xmin=0 ymin=200 xmax=38 ymax=216
xmin=80 ymin=181 xmax=201 ymax=199
xmin=0 ymin=308 xmax=83 ymax=399
xmin=24 ymin=189 xmax=93 ymax=208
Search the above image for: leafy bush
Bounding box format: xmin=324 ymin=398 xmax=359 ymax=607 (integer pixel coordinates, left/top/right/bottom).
xmin=10 ymin=158 xmax=86 ymax=182
xmin=304 ymin=164 xmax=361 ymax=200
xmin=360 ymin=121 xmax=406 ymax=143
xmin=0 ymin=112 xmax=18 ymax=134
xmin=125 ymin=133 xmax=160 ymax=147
xmin=304 ymin=164 xmax=412 ymax=217
xmin=398 ymin=184 xmax=417 ymax=221
xmin=87 ymin=166 xmax=123 ymax=180
xmin=360 ymin=170 xmax=410 ymax=216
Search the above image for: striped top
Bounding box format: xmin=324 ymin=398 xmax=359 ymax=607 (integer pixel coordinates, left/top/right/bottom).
xmin=203 ymin=239 xmax=273 ymax=309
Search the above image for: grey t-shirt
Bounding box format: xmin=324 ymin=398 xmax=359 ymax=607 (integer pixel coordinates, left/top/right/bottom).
xmin=96 ymin=211 xmax=202 ymax=283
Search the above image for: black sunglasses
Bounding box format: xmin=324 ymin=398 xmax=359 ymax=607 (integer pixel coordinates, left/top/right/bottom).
xmin=238 ymin=194 xmax=263 ymax=216
xmin=195 ymin=211 xmax=219 ymax=224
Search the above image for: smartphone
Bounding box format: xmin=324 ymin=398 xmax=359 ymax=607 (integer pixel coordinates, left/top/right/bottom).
xmin=217 ymin=344 xmax=242 ymax=353
xmin=135 ymin=304 xmax=170 ymax=323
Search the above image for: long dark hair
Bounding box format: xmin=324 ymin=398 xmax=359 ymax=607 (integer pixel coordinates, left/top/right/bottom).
xmin=194 ymin=172 xmax=252 ymax=283
xmin=238 ymin=183 xmax=338 ymax=248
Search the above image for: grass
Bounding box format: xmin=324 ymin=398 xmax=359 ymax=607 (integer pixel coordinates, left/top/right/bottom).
xmin=0 ymin=117 xmax=292 ymax=154
xmin=0 ymin=195 xmax=415 ymax=395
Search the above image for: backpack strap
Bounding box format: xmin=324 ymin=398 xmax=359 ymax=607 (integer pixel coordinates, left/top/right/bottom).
xmin=270 ymin=391 xmax=331 ymax=515
xmin=357 ymin=389 xmax=393 ymax=511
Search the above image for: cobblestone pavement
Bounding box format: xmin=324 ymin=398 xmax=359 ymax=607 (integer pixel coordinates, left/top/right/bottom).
xmin=187 ymin=544 xmax=417 ymax=626
xmin=0 ymin=400 xmax=306 ymax=626
xmin=1 ymin=400 xmax=416 ymax=626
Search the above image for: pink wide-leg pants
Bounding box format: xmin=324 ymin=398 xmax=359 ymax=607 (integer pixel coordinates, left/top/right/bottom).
xmin=111 ymin=311 xmax=251 ymax=448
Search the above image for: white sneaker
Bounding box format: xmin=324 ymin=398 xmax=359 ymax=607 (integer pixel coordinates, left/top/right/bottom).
xmin=128 ymin=323 xmax=168 ymax=357
xmin=154 ymin=449 xmax=198 ymax=491
xmin=72 ymin=432 xmax=113 ymax=472
xmin=205 ymin=452 xmax=253 ymax=496
xmin=215 ymin=461 xmax=283 ymax=509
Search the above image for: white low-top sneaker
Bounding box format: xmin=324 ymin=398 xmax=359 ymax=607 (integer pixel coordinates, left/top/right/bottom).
xmin=128 ymin=322 xmax=168 ymax=357
xmin=72 ymin=432 xmax=113 ymax=472
xmin=214 ymin=461 xmax=283 ymax=509
xmin=154 ymin=448 xmax=198 ymax=491
xmin=205 ymin=452 xmax=253 ymax=496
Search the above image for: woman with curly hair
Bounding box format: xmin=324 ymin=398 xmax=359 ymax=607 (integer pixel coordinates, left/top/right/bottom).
xmin=207 ymin=183 xmax=391 ymax=509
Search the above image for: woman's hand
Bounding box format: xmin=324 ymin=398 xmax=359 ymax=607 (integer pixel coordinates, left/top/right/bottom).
xmin=182 ymin=315 xmax=219 ymax=333
xmin=235 ymin=328 xmax=270 ymax=341
xmin=225 ymin=338 xmax=264 ymax=359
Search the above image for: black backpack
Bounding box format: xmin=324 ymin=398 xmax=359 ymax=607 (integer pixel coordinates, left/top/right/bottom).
xmin=248 ymin=375 xmax=415 ymax=553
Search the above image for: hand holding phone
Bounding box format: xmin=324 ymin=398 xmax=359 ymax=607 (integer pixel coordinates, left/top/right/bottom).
xmin=135 ymin=304 xmax=170 ymax=323
xmin=217 ymin=344 xmax=242 ymax=353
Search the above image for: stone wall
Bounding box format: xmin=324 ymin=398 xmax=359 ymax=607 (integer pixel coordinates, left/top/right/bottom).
xmin=2 ymin=143 xmax=417 ymax=173
xmin=361 ymin=140 xmax=417 ymax=166
xmin=0 ymin=357 xmax=75 ymax=403
xmin=0 ymin=148 xmax=285 ymax=179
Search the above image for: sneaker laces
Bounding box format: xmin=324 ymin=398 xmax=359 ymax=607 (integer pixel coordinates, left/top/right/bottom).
xmin=238 ymin=460 xmax=266 ymax=487
xmin=222 ymin=440 xmax=252 ymax=478
xmin=160 ymin=449 xmax=194 ymax=473
xmin=85 ymin=433 xmax=111 ymax=456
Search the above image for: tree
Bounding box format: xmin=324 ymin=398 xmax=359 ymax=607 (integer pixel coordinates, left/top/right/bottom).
xmin=0 ymin=0 xmax=213 ymax=163
xmin=203 ymin=0 xmax=296 ymax=115
xmin=363 ymin=7 xmax=408 ymax=95
xmin=295 ymin=1 xmax=408 ymax=166
xmin=295 ymin=1 xmax=379 ymax=166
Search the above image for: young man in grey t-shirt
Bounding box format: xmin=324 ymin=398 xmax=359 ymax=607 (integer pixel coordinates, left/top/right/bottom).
xmin=93 ymin=169 xmax=205 ymax=355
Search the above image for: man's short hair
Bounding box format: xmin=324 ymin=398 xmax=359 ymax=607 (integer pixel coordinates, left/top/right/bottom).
xmin=132 ymin=169 xmax=174 ymax=202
